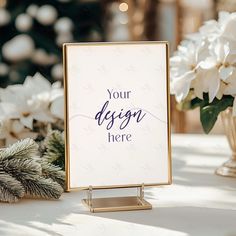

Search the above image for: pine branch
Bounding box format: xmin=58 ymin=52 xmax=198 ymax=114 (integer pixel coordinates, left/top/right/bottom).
xmin=1 ymin=158 xmax=42 ymax=177
xmin=22 ymin=176 xmax=63 ymax=200
xmin=42 ymin=131 xmax=65 ymax=170
xmin=0 ymin=138 xmax=64 ymax=202
xmin=1 ymin=159 xmax=63 ymax=200
xmin=41 ymin=161 xmax=65 ymax=190
xmin=0 ymin=171 xmax=25 ymax=203
xmin=0 ymin=138 xmax=39 ymax=161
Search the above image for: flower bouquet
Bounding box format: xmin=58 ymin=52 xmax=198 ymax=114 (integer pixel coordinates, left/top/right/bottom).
xmin=171 ymin=12 xmax=236 ymax=177
xmin=171 ymin=11 xmax=236 ymax=133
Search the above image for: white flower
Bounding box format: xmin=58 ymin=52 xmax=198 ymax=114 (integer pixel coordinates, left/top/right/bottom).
xmin=0 ymin=118 xmax=37 ymax=146
xmin=219 ymin=12 xmax=236 ymax=43
xmin=198 ymin=20 xmax=220 ymax=42
xmin=51 ymin=96 xmax=64 ymax=120
xmin=197 ymin=12 xmax=236 ymax=42
xmin=171 ymin=11 xmax=236 ymax=114
xmin=193 ymin=39 xmax=236 ymax=102
xmin=50 ymin=81 xmax=64 ymax=120
xmin=170 ymin=39 xmax=209 ymax=102
xmin=0 ymin=73 xmax=63 ymax=130
xmin=191 ymin=63 xmax=220 ymax=102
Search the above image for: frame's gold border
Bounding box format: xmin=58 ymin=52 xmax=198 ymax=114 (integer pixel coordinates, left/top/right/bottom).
xmin=63 ymin=41 xmax=172 ymax=192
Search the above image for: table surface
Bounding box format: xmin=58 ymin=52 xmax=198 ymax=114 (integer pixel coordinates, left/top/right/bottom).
xmin=1 ymin=134 xmax=236 ymax=236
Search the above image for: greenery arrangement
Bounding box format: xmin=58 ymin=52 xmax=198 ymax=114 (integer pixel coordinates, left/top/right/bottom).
xmin=0 ymin=130 xmax=65 ymax=203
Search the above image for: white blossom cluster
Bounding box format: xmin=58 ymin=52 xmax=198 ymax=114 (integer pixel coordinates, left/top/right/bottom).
xmin=0 ymin=73 xmax=64 ymax=145
xmin=171 ymin=12 xmax=236 ymax=115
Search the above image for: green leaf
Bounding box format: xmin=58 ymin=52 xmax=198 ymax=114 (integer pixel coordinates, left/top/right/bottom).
xmin=200 ymin=97 xmax=233 ymax=134
xmin=190 ymin=97 xmax=204 ymax=109
xmin=177 ymin=91 xmax=205 ymax=111
xmin=200 ymin=105 xmax=218 ymax=133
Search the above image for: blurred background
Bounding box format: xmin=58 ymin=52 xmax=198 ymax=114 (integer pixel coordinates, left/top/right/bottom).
xmin=0 ymin=0 xmax=235 ymax=134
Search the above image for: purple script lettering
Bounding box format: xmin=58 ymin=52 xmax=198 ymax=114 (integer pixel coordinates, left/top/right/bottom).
xmin=95 ymin=100 xmax=146 ymax=130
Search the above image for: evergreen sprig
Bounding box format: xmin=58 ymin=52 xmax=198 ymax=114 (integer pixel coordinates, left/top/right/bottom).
xmin=0 ymin=138 xmax=64 ymax=203
xmin=41 ymin=161 xmax=65 ymax=190
xmin=42 ymin=130 xmax=65 ymax=170
xmin=0 ymin=171 xmax=24 ymax=203
xmin=0 ymin=138 xmax=38 ymax=161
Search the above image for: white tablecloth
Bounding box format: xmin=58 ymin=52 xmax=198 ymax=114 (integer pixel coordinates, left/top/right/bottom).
xmin=1 ymin=134 xmax=236 ymax=236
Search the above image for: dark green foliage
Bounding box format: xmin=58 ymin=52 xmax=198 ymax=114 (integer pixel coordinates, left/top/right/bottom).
xmin=42 ymin=130 xmax=65 ymax=170
xmin=179 ymin=93 xmax=234 ymax=133
xmin=200 ymin=96 xmax=233 ymax=134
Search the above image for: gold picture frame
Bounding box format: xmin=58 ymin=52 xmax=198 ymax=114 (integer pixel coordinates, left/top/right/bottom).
xmin=63 ymin=41 xmax=172 ymax=212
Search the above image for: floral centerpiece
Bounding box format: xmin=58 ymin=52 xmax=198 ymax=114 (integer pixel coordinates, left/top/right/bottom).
xmin=171 ymin=11 xmax=236 ymax=133
xmin=171 ymin=11 xmax=236 ymax=177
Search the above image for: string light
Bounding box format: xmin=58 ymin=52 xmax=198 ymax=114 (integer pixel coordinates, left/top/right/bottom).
xmin=119 ymin=2 xmax=128 ymax=12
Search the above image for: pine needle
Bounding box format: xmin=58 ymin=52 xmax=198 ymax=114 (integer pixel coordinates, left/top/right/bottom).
xmin=2 ymin=158 xmax=42 ymax=177
xmin=42 ymin=130 xmax=65 ymax=170
xmin=0 ymin=171 xmax=25 ymax=203
xmin=22 ymin=176 xmax=63 ymax=200
xmin=0 ymin=138 xmax=39 ymax=161
xmin=0 ymin=138 xmax=64 ymax=202
xmin=41 ymin=161 xmax=65 ymax=189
